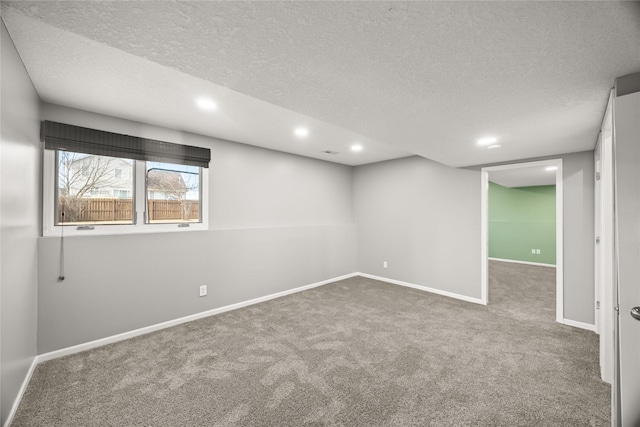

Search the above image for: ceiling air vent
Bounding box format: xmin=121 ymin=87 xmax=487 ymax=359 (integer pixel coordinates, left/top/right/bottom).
xmin=322 ymin=150 xmax=340 ymax=155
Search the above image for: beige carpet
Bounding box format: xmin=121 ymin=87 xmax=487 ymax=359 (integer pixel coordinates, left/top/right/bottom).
xmin=12 ymin=261 xmax=610 ymax=426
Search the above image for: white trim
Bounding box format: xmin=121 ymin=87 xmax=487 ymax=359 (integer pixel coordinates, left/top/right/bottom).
xmin=357 ymin=273 xmax=485 ymax=305
xmin=555 ymin=160 xmax=564 ymax=323
xmin=594 ymin=134 xmax=603 ymax=337
xmin=596 ymin=90 xmax=615 ymax=385
xmin=488 ymin=257 xmax=556 ymax=268
xmin=481 ymin=158 xmax=564 ymax=322
xmin=42 ymin=149 xmax=56 ymax=236
xmin=36 ymin=273 xmax=358 ymax=363
xmin=36 ymin=271 xmax=486 ymax=363
xmin=3 ymin=357 xmax=38 ymax=427
xmin=480 ymin=171 xmax=489 ymax=304
xmin=560 ymin=318 xmax=597 ymax=332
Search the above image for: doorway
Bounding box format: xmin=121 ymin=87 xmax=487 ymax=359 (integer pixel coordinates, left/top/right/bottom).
xmin=480 ymin=159 xmax=564 ymax=322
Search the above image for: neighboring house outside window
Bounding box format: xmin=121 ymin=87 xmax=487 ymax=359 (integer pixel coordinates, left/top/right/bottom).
xmin=49 ymin=151 xmax=205 ymax=233
xmin=145 ymin=164 xmax=200 ymax=223
xmin=61 ymin=153 xmax=134 ymax=200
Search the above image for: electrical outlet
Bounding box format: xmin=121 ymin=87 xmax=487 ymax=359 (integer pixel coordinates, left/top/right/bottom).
xmin=199 ymin=285 xmax=207 ymax=297
xmin=383 ymin=261 xmax=388 ymax=268
xmin=531 ymin=249 xmax=536 ymax=254
xmin=536 ymin=249 xmax=541 ymax=254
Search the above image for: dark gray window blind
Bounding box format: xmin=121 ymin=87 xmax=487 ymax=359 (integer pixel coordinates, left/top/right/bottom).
xmin=41 ymin=121 xmax=211 ymax=168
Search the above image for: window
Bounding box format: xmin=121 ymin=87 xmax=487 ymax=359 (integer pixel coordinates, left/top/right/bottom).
xmin=146 ymin=162 xmax=201 ymax=224
xmin=42 ymin=121 xmax=210 ymax=236
xmin=57 ymin=151 xmax=134 ymax=225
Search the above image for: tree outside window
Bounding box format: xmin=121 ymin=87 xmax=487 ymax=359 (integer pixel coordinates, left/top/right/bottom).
xmin=57 ymin=151 xmax=133 ymax=224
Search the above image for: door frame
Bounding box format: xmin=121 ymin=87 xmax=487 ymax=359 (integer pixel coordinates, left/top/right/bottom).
xmin=595 ymin=89 xmax=615 ymax=385
xmin=480 ymin=159 xmax=564 ymax=322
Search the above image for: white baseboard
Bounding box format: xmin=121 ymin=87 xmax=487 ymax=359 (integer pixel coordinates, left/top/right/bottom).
xmin=3 ymin=357 xmax=38 ymax=427
xmin=37 ymin=272 xmax=482 ymax=364
xmin=559 ymin=318 xmax=597 ymax=332
xmin=37 ymin=272 xmax=358 ymax=363
xmin=489 ymin=257 xmax=556 ymax=268
xmin=357 ymin=272 xmax=485 ymax=305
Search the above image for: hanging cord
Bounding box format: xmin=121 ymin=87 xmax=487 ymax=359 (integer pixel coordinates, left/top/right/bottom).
xmin=58 ymin=201 xmax=65 ymax=281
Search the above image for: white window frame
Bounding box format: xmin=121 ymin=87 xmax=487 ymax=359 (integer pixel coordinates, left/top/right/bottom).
xmin=43 ymin=150 xmax=209 ymax=237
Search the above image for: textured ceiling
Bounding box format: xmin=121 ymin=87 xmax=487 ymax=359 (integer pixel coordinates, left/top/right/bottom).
xmin=2 ymin=9 xmax=410 ymax=166
xmin=2 ymin=1 xmax=640 ymax=167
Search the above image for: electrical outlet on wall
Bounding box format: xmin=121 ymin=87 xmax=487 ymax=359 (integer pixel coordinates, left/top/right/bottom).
xmin=383 ymin=261 xmax=388 ymax=268
xmin=531 ymin=249 xmax=536 ymax=254
xmin=536 ymin=249 xmax=541 ymax=254
xmin=199 ymin=285 xmax=207 ymax=297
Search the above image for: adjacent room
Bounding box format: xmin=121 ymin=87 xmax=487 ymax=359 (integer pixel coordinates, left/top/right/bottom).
xmin=2 ymin=2 xmax=640 ymax=426
xmin=486 ymin=163 xmax=560 ymax=322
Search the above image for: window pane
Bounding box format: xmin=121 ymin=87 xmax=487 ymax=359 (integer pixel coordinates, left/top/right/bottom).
xmin=146 ymin=162 xmax=201 ymax=224
xmin=57 ymin=151 xmax=134 ymax=225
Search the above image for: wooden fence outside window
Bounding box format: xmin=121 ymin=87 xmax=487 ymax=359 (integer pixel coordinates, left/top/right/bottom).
xmin=57 ymin=197 xmax=199 ymax=223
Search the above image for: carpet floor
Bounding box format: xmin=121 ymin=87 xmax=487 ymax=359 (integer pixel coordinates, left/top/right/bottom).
xmin=12 ymin=261 xmax=610 ymax=426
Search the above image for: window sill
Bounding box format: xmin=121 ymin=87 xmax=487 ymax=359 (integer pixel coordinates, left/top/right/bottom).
xmin=42 ymin=222 xmax=208 ymax=237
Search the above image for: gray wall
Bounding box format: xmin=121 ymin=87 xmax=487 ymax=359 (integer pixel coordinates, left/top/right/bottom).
xmin=469 ymin=151 xmax=595 ymax=324
xmin=42 ymin=104 xmax=353 ymax=229
xmin=353 ymin=156 xmax=482 ymax=299
xmin=38 ymin=105 xmax=356 ymax=354
xmin=353 ymin=152 xmax=595 ymax=325
xmin=562 ymin=151 xmax=595 ymax=324
xmin=38 ymin=225 xmax=355 ymax=353
xmin=0 ymin=21 xmax=41 ymax=425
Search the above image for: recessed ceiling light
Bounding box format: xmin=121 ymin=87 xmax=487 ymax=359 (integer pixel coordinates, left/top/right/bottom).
xmin=546 ymin=166 xmax=558 ymax=171
xmin=486 ymin=144 xmax=502 ymax=150
xmin=294 ymin=127 xmax=309 ymax=137
xmin=351 ymin=144 xmax=363 ymax=152
xmin=477 ymin=137 xmax=498 ymax=146
xmin=196 ymin=97 xmax=217 ymax=111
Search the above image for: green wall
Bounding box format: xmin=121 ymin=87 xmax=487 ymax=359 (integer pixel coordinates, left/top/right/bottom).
xmin=489 ymin=182 xmax=556 ymax=265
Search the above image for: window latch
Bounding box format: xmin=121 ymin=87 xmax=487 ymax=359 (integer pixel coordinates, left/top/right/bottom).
xmin=178 ymin=223 xmax=190 ymax=228
xmin=76 ymin=225 xmax=95 ymax=231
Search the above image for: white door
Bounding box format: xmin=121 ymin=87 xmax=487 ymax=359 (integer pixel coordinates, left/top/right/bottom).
xmin=597 ymin=91 xmax=615 ymax=386
xmin=613 ymin=88 xmax=640 ymax=426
